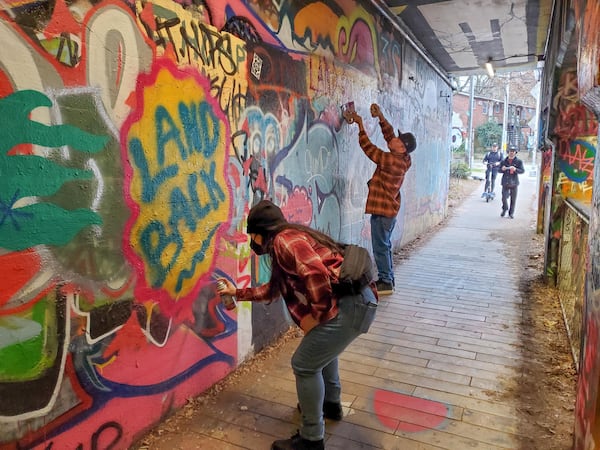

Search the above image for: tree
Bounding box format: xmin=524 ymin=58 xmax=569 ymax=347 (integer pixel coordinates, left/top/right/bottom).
xmin=455 ymin=72 xmax=538 ymax=108
xmin=475 ymin=121 xmax=503 ymax=152
xmin=454 ymin=75 xmax=497 ymax=96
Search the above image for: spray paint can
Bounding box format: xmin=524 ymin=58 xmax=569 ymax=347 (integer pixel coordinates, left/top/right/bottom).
xmin=216 ymin=280 xmax=237 ymax=310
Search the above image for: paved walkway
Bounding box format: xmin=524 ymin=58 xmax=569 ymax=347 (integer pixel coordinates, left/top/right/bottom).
xmin=140 ymin=172 xmax=540 ymax=450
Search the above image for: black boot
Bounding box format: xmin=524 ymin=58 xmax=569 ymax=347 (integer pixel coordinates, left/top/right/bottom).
xmin=322 ymin=401 xmax=343 ymax=421
xmin=296 ymin=401 xmax=343 ymax=421
xmin=271 ymin=431 xmax=324 ymax=450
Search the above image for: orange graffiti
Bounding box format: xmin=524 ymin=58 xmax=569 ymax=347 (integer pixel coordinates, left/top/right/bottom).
xmin=294 ymin=3 xmax=338 ymax=47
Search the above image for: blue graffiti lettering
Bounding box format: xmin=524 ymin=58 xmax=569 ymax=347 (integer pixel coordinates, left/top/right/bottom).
xmin=199 ymin=160 xmax=225 ymax=210
xmin=156 ymin=105 xmax=188 ymax=163
xmin=187 ymin=171 xmax=210 ymax=219
xmin=140 ymin=220 xmax=183 ymax=288
xmin=176 ymin=223 xmax=219 ymax=292
xmin=177 ymin=100 xmax=220 ymax=159
xmin=197 ymin=101 xmax=220 ymax=158
xmin=167 ymin=163 xmax=225 ymax=234
xmin=129 ymin=137 xmax=178 ymax=203
xmin=169 ymin=186 xmax=198 ymax=232
xmin=179 ymin=101 xmax=201 ymax=154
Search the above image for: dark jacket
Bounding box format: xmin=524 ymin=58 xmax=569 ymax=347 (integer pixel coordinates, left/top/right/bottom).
xmin=500 ymin=155 xmax=525 ymax=187
xmin=483 ymin=150 xmax=503 ymax=170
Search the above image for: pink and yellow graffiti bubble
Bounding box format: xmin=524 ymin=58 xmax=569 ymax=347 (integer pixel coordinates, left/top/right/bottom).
xmin=122 ymin=60 xmax=232 ymax=310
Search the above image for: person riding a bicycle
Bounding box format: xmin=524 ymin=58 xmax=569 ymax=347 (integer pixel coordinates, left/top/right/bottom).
xmin=482 ymin=142 xmax=503 ymax=197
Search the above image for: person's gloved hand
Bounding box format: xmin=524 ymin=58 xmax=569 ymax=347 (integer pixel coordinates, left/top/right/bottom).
xmin=348 ymin=111 xmax=362 ymax=125
xmin=216 ymin=278 xmax=237 ymax=296
xmin=370 ymin=103 xmax=382 ymax=119
xmin=342 ymin=109 xmax=354 ymax=123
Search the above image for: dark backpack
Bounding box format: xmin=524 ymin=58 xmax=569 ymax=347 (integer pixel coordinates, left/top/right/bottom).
xmin=336 ymin=244 xmax=378 ymax=333
xmin=335 ymin=244 xmax=376 ymax=294
xmin=485 ymin=151 xmax=503 ymax=166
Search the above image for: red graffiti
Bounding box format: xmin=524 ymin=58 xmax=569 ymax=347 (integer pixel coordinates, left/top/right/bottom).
xmin=554 ymin=103 xmax=598 ymax=139
xmin=281 ymin=187 xmax=312 ymax=226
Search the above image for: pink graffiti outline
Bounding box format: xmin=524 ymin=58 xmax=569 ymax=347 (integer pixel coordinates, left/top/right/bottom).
xmin=559 ymin=140 xmax=596 ymax=177
xmin=120 ymin=58 xmax=233 ymax=316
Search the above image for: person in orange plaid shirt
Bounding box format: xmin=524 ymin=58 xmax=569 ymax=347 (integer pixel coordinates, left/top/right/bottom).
xmin=217 ymin=200 xmax=377 ymax=450
xmin=346 ymin=104 xmax=416 ymax=296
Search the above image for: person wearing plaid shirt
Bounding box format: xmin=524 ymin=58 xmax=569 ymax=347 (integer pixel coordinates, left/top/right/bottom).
xmin=217 ymin=200 xmax=377 ymax=450
xmin=346 ymin=104 xmax=416 ymax=296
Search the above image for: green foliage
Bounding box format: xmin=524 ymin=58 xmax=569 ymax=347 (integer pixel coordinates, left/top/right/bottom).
xmin=475 ymin=121 xmax=502 ymax=150
xmin=452 ymin=140 xmax=466 ymax=155
xmin=450 ymin=161 xmax=471 ymax=179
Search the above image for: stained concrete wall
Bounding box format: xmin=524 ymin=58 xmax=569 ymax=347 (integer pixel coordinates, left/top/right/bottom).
xmin=0 ymin=0 xmax=451 ymax=447
xmin=569 ymin=0 xmax=600 ymax=448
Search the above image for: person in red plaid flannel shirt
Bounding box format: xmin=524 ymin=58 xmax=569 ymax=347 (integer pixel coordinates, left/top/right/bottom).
xmin=217 ymin=200 xmax=377 ymax=450
xmin=346 ymin=104 xmax=416 ymax=296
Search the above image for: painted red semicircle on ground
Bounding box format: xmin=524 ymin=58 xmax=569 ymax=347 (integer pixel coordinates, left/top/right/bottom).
xmin=373 ymin=389 xmax=448 ymax=432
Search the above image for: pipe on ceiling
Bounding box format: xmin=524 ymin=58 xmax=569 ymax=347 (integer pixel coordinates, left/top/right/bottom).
xmin=369 ymin=0 xmax=453 ymax=88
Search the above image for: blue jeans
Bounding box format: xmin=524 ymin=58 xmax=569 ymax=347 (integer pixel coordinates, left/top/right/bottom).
xmin=370 ymin=214 xmax=396 ymax=285
xmin=291 ymin=288 xmax=373 ymax=440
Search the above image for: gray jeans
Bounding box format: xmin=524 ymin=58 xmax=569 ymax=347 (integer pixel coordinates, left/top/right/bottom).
xmin=291 ymin=286 xmax=376 ymax=440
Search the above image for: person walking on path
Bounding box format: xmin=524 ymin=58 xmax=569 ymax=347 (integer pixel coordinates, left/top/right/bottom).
xmin=482 ymin=142 xmax=503 ymax=196
xmin=217 ymin=200 xmax=378 ymax=450
xmin=500 ymin=145 xmax=525 ymax=219
xmin=345 ymin=103 xmax=416 ymax=296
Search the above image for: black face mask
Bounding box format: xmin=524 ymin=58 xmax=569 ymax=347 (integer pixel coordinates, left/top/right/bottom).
xmin=250 ymin=240 xmax=267 ymax=255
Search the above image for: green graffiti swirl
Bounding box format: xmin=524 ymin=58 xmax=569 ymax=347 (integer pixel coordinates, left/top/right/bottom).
xmin=0 ymin=90 xmax=108 ymax=250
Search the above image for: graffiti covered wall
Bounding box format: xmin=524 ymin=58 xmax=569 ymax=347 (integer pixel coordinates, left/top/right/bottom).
xmin=0 ymin=0 xmax=451 ymax=447
xmin=544 ymin=68 xmax=597 ymax=366
xmin=552 ymin=70 xmax=597 ymax=202
xmin=572 ymin=0 xmax=600 ymax=447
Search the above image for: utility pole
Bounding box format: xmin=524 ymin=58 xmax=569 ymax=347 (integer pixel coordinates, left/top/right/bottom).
xmin=501 ymin=75 xmax=510 ymax=151
xmin=467 ymin=75 xmax=475 ymax=168
xmin=531 ymin=77 xmax=541 ymax=166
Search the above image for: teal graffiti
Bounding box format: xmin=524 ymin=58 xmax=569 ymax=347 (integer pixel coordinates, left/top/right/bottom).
xmin=557 ymin=139 xmax=596 ymax=183
xmin=0 ymin=90 xmax=108 ymax=250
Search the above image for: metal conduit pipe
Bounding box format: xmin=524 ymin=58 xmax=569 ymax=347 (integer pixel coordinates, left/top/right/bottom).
xmin=369 ymin=0 xmax=453 ymax=88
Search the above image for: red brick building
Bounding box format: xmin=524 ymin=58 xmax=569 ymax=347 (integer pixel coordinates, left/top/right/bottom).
xmin=452 ymin=91 xmax=538 ymax=154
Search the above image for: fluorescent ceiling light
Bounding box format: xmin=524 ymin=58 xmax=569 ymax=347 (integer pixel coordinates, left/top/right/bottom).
xmin=485 ymin=59 xmax=494 ymax=78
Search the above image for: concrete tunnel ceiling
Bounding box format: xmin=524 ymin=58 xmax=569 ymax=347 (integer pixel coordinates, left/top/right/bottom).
xmin=382 ymin=0 xmax=553 ymax=76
